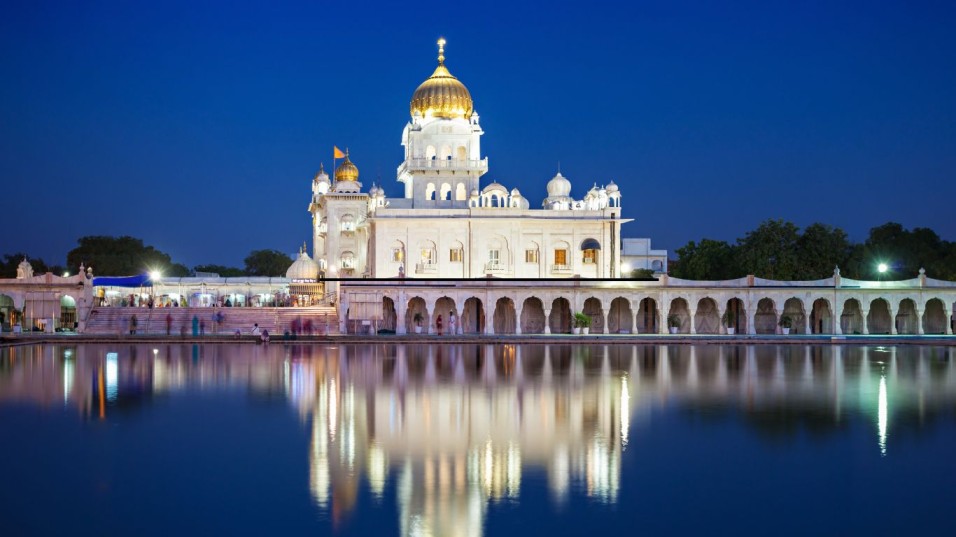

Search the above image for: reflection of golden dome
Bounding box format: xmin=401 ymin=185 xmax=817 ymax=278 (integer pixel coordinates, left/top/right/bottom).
xmin=334 ymin=150 xmax=359 ymax=182
xmin=410 ymin=38 xmax=473 ymax=119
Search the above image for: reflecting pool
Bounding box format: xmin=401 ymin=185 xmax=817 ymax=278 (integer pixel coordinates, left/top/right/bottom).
xmin=1 ymin=343 xmax=955 ymax=535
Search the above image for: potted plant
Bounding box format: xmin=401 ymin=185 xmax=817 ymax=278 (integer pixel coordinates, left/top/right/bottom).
xmin=778 ymin=315 xmax=793 ymax=335
xmin=667 ymin=314 xmax=681 ymax=334
xmin=413 ymin=312 xmax=424 ymax=334
xmin=574 ymin=312 xmax=591 ymax=335
xmin=722 ymin=310 xmax=736 ymax=335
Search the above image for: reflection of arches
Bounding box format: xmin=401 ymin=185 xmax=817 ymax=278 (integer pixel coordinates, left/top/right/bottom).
xmin=755 ymin=298 xmax=777 ymax=334
xmin=462 ymin=297 xmax=484 ymax=334
xmin=695 ymin=298 xmax=719 ymax=334
xmin=810 ymin=298 xmax=832 ymax=334
xmin=867 ymin=298 xmax=891 ymax=334
xmin=668 ymin=298 xmax=690 ymax=333
xmin=382 ymin=297 xmax=397 ymax=331
xmin=433 ymin=296 xmax=457 ymax=334
xmin=608 ymin=297 xmax=633 ymax=334
xmin=494 ymin=297 xmax=517 ymax=334
xmin=549 ymin=298 xmax=572 ymax=334
xmin=455 ymin=183 xmax=466 ymax=201
xmin=726 ymin=298 xmax=746 ymax=333
xmin=637 ymin=298 xmax=658 ymax=334
xmin=520 ymin=297 xmax=546 ymax=334
xmin=783 ymin=298 xmax=806 ymax=334
xmin=583 ymin=297 xmax=604 ymax=333
xmin=405 ymin=297 xmax=427 ymax=334
xmin=923 ymin=298 xmax=947 ymax=334
xmin=440 ymin=183 xmax=452 ymax=201
xmin=842 ymin=299 xmax=863 ymax=334
xmin=896 ymin=298 xmax=918 ymax=334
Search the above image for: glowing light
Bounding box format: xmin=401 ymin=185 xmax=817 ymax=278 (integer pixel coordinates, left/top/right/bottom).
xmin=878 ymin=370 xmax=888 ymax=456
xmin=106 ymin=352 xmax=118 ymax=401
xmin=63 ymin=271 xmax=70 ymax=277
xmin=620 ymin=375 xmax=630 ymax=450
xmin=877 ymin=263 xmax=888 ymax=274
xmin=150 ymin=270 xmax=162 ymax=282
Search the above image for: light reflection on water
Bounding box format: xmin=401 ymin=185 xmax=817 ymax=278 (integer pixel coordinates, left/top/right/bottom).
xmin=1 ymin=343 xmax=955 ymax=535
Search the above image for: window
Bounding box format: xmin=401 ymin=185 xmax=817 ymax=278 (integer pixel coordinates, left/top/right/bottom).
xmin=391 ymin=248 xmax=404 ymax=263
xmin=421 ymin=248 xmax=435 ymax=265
xmin=450 ymin=248 xmax=463 ymax=263
xmin=525 ymin=249 xmax=538 ymax=263
xmin=488 ymin=249 xmax=500 ymax=265
xmin=583 ymin=249 xmax=597 ymax=264
xmin=554 ymin=249 xmax=568 ymax=265
xmin=340 ymin=214 xmax=356 ymax=232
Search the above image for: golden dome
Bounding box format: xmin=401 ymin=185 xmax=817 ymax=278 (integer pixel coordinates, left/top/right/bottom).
xmin=410 ymin=38 xmax=473 ymax=119
xmin=334 ymin=150 xmax=359 ymax=182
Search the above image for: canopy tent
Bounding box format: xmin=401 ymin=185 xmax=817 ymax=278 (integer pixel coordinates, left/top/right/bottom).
xmin=92 ymin=274 xmax=151 ymax=287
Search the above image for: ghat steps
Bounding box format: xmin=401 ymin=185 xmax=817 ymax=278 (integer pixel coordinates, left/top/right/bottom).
xmin=84 ymin=306 xmax=339 ymax=335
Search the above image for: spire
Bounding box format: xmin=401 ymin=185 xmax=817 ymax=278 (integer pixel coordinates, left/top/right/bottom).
xmin=437 ymin=37 xmax=446 ymax=66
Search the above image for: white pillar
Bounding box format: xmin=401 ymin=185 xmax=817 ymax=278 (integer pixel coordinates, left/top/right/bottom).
xmin=544 ymin=308 xmax=552 ymax=334
xmin=689 ymin=310 xmax=697 ymax=335
xmin=516 ymin=304 xmax=523 ymax=335
xmin=916 ymin=308 xmax=924 ymax=335
xmin=862 ymin=309 xmax=870 ymax=334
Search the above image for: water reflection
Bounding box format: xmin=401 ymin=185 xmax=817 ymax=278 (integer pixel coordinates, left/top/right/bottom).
xmin=1 ymin=343 xmax=955 ymax=535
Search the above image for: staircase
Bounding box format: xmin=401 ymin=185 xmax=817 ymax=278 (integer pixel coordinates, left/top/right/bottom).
xmin=83 ymin=306 xmax=339 ymax=336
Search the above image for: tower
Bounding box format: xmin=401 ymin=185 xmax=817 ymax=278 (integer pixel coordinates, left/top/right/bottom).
xmin=398 ymin=39 xmax=487 ymax=207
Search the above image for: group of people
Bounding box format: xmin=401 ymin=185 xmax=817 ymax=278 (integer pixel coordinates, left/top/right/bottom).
xmin=433 ymin=311 xmax=458 ymax=336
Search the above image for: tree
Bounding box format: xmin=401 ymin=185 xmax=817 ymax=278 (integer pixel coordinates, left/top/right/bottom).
xmin=66 ymin=236 xmax=188 ymax=276
xmin=194 ymin=264 xmax=246 ymax=277
xmin=736 ymin=219 xmax=801 ymax=280
xmin=844 ymin=222 xmax=950 ymax=280
xmin=795 ymin=223 xmax=852 ymax=280
xmin=671 ymin=239 xmax=739 ymax=280
xmin=0 ymin=253 xmax=63 ymax=278
xmin=244 ymin=249 xmax=293 ymax=277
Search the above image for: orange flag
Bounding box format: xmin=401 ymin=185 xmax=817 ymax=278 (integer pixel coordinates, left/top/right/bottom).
xmin=333 ymin=146 xmax=345 ymax=159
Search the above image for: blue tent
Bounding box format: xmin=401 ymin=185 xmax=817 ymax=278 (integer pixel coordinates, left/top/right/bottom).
xmin=92 ymin=274 xmax=151 ymax=287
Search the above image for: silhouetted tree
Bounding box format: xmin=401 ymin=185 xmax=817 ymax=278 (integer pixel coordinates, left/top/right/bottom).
xmin=244 ymin=249 xmax=293 ymax=276
xmin=671 ymin=239 xmax=739 ymax=280
xmin=66 ymin=236 xmax=189 ymax=276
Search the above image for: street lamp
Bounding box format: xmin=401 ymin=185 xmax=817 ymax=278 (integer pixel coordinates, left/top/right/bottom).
xmin=877 ymin=263 xmax=888 ymax=274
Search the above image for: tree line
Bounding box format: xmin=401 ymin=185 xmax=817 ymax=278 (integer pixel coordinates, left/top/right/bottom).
xmin=1 ymin=236 xmax=294 ymax=278
xmin=671 ymin=220 xmax=956 ymax=281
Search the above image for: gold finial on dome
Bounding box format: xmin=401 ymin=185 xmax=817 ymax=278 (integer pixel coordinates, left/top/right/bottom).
xmin=410 ymin=38 xmax=474 ymax=119
xmin=334 ymin=149 xmax=359 ymax=182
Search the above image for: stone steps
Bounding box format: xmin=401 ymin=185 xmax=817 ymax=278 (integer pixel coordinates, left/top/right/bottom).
xmin=84 ymin=306 xmax=339 ymax=335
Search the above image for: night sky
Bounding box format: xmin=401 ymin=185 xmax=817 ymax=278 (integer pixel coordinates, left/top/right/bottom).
xmin=2 ymin=0 xmax=955 ymax=269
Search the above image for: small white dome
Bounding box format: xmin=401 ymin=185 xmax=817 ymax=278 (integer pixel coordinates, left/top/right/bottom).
xmin=482 ymin=182 xmax=508 ymax=194
xmin=314 ymin=164 xmax=330 ymax=184
xmin=510 ymin=188 xmax=522 ymax=197
xmin=286 ymin=248 xmax=319 ymax=280
xmin=546 ymin=172 xmax=572 ymax=197
xmin=606 ymin=180 xmax=619 ymax=193
xmin=470 ymin=189 xmax=479 ymax=197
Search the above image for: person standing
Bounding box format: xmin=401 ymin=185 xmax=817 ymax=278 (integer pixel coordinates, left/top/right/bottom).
xmin=449 ymin=311 xmax=457 ymax=335
xmin=165 ymin=313 xmax=172 ymax=336
xmin=436 ymin=314 xmax=443 ymax=336
xmin=130 ymin=314 xmax=138 ymax=335
xmin=192 ymin=315 xmax=199 ymax=337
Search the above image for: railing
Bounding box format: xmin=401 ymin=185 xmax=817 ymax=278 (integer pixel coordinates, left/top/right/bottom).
xmin=485 ymin=262 xmax=511 ymax=273
xmin=400 ymin=158 xmax=488 ymax=173
xmin=551 ymin=264 xmax=573 ymax=274
xmin=416 ymin=262 xmax=438 ymax=274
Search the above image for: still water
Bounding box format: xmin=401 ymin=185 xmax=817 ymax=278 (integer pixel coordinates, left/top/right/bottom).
xmin=1 ymin=343 xmax=955 ymax=536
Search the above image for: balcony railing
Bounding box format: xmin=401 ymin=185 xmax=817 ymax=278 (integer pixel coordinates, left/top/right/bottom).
xmin=485 ymin=262 xmax=511 ymax=273
xmin=400 ymin=158 xmax=488 ymax=173
xmin=551 ymin=264 xmax=573 ymax=274
xmin=415 ymin=262 xmax=438 ymax=274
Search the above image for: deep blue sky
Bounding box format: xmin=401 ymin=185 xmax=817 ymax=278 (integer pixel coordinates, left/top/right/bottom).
xmin=2 ymin=0 xmax=955 ymax=268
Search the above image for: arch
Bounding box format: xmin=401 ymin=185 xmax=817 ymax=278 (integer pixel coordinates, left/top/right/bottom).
xmin=439 ymin=145 xmax=452 ymax=160
xmin=390 ymin=240 xmax=406 ymax=264
xmin=637 ymin=297 xmax=658 ymax=334
xmin=842 ymin=299 xmax=864 ymax=334
xmin=425 ymin=183 xmax=436 ymax=201
xmin=59 ymin=295 xmax=77 ymax=330
xmin=668 ymin=298 xmax=691 ymax=334
xmin=694 ymin=297 xmax=720 ymax=334
xmin=725 ymin=297 xmax=746 ymax=334
xmin=651 ymin=260 xmax=663 ymax=271
xmin=462 ymin=297 xmax=484 ymax=334
xmin=494 ymin=297 xmax=517 ymax=334
xmin=520 ymin=297 xmax=546 ymax=334
xmin=583 ymin=297 xmax=604 ymax=334
xmin=810 ymin=298 xmax=832 ymax=334
xmin=405 ymin=297 xmax=428 ymax=334
xmin=783 ymin=298 xmax=806 ymax=334
xmin=382 ymin=297 xmax=397 ymax=332
xmin=456 ymin=146 xmax=467 ymax=160
xmin=425 ymin=145 xmax=437 ymax=160
xmin=755 ymin=298 xmax=777 ymax=334
xmin=867 ymin=298 xmax=892 ymax=334
xmin=549 ymin=297 xmax=572 ymax=334
xmin=0 ymin=294 xmax=14 ymax=330
xmin=440 ymin=183 xmax=452 ymax=201
xmin=418 ymin=240 xmax=437 ymax=267
xmin=608 ymin=297 xmax=633 ymax=334
xmin=433 ymin=296 xmax=457 ymax=335
xmin=896 ymin=298 xmax=918 ymax=335
xmin=455 ymin=183 xmax=466 ymax=201
xmin=923 ymin=298 xmax=947 ymax=334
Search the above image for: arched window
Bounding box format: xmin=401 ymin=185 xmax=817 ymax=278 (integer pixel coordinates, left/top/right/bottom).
xmin=581 ymin=238 xmax=600 ymax=264
xmin=440 ymin=183 xmax=452 ymax=200
xmin=455 ymin=183 xmax=466 ymax=201
xmin=340 ymin=214 xmax=356 ymax=233
xmin=426 ymin=145 xmax=437 ymax=160
xmin=340 ymin=251 xmax=356 ymax=269
xmin=456 ymin=146 xmax=467 ymax=160
xmin=425 ymin=183 xmax=436 ymax=200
